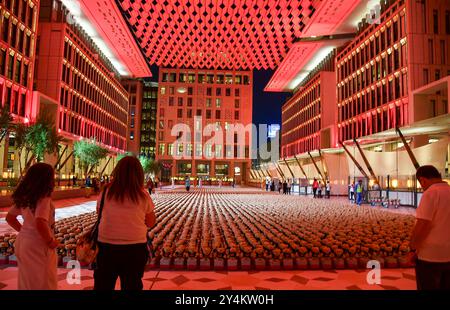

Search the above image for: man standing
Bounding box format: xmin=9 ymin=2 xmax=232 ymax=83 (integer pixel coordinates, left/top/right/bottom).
xmin=355 ymin=180 xmax=363 ymax=206
xmin=411 ymin=165 xmax=450 ymax=290
xmin=326 ymin=181 xmax=331 ymax=199
xmin=185 ymin=176 xmax=191 ymax=192
xmin=312 ymin=178 xmax=318 ymax=198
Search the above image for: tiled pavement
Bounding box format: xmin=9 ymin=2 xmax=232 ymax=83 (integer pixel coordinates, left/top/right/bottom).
xmin=0 ymin=266 xmax=416 ymax=290
xmin=0 ymin=188 xmax=418 ymax=290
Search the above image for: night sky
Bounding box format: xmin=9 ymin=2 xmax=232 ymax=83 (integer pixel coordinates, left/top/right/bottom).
xmin=148 ymin=65 xmax=291 ymax=127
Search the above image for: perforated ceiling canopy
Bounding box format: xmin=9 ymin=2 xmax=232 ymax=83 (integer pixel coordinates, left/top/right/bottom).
xmin=116 ymin=0 xmax=319 ymax=70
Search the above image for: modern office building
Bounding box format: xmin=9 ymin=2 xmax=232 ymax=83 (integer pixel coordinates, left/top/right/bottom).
xmin=140 ymin=80 xmax=158 ymax=158
xmin=0 ymin=0 xmax=39 ymax=177
xmin=33 ymin=0 xmax=129 ymax=178
xmin=281 ymin=51 xmax=337 ymax=158
xmin=121 ymin=79 xmax=143 ymax=155
xmin=156 ymin=68 xmax=252 ymax=184
xmin=336 ymin=0 xmax=449 ymax=143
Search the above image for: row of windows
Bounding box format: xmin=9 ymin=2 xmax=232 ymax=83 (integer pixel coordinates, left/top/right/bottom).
xmin=63 ymin=39 xmax=128 ymax=109
xmin=282 ymin=119 xmax=321 ymax=148
xmin=339 ymin=73 xmax=408 ymax=122
xmin=432 ymin=10 xmax=450 ymax=35
xmin=283 ymin=82 xmax=320 ymax=119
xmin=338 ymin=43 xmax=407 ymax=102
xmin=283 ymin=103 xmax=321 ymax=138
xmin=59 ymin=87 xmax=127 ymax=138
xmin=282 ymin=135 xmax=320 ymax=158
xmin=338 ymin=13 xmax=406 ymax=80
xmin=61 ymin=64 xmax=128 ymax=124
xmin=159 ymin=108 xmax=240 ymax=120
xmin=0 ymin=0 xmax=36 ymax=34
xmin=161 ymin=72 xmax=251 ymax=85
xmin=339 ymin=102 xmax=407 ymax=142
xmin=1 ymin=14 xmax=34 ymax=58
xmin=161 ymin=86 xmax=242 ymax=97
xmin=0 ymin=82 xmax=26 ymax=117
xmin=158 ymin=143 xmax=249 ymax=159
xmin=0 ymin=48 xmax=30 ymax=86
xmin=161 ymin=96 xmax=241 ymax=109
xmin=59 ymin=110 xmax=126 ymax=150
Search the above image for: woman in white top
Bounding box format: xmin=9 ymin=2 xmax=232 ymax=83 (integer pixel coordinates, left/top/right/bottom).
xmin=94 ymin=156 xmax=156 ymax=290
xmin=6 ymin=163 xmax=59 ymax=290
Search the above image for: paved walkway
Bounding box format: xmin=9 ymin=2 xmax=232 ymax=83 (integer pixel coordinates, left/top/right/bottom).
xmin=0 ymin=266 xmax=416 ymax=290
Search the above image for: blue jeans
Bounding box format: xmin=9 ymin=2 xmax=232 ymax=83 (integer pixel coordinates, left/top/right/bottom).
xmin=356 ymin=192 xmax=363 ymax=205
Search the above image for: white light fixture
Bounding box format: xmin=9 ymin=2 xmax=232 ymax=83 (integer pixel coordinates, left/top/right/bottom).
xmin=61 ymin=0 xmax=130 ymax=76
xmin=429 ymin=138 xmax=439 ymax=143
xmin=289 ymin=46 xmax=335 ymax=90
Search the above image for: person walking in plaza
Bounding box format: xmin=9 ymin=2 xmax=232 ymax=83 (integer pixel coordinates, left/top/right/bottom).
xmin=355 ymin=180 xmax=364 ymax=206
xmin=410 ymin=165 xmax=450 ymax=290
xmin=287 ymin=178 xmax=292 ymax=195
xmin=154 ymin=176 xmax=159 ymax=190
xmin=317 ymin=181 xmax=323 ymax=198
xmin=325 ymin=180 xmax=331 ymax=199
xmin=265 ymin=177 xmax=270 ymax=191
xmin=349 ymin=182 xmax=355 ymax=202
xmin=146 ymin=178 xmax=154 ymax=195
xmin=94 ymin=156 xmax=156 ymax=290
xmin=6 ymin=163 xmax=59 ymax=290
xmin=312 ymin=178 xmax=318 ymax=198
xmin=185 ymin=176 xmax=191 ymax=192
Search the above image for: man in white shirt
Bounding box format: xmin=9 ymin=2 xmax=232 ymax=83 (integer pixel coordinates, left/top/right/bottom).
xmin=411 ymin=165 xmax=450 ymax=290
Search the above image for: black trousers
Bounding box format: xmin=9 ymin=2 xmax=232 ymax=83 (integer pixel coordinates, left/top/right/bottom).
xmin=94 ymin=242 xmax=148 ymax=290
xmin=415 ymin=259 xmax=450 ymax=290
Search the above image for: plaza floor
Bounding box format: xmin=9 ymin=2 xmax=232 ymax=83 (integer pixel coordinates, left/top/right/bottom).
xmin=0 ymin=186 xmax=418 ymax=290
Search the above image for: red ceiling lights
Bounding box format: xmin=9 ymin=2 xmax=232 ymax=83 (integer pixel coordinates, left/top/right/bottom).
xmin=117 ymin=0 xmax=319 ymax=70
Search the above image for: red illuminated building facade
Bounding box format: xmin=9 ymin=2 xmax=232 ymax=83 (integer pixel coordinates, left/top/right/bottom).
xmin=337 ymin=0 xmax=449 ymax=143
xmin=121 ymin=79 xmax=143 ymax=155
xmin=156 ymin=68 xmax=252 ymax=184
xmin=0 ymin=0 xmax=39 ymax=176
xmin=281 ymin=51 xmax=337 ymax=158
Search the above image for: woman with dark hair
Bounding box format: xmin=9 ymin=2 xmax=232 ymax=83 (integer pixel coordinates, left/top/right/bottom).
xmin=6 ymin=163 xmax=59 ymax=290
xmin=94 ymin=156 xmax=156 ymax=290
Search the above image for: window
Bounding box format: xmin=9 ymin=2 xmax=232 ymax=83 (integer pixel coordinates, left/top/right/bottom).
xmin=178 ymin=97 xmax=183 ymax=106
xmin=162 ymin=73 xmax=169 ymax=82
xmin=7 ymin=54 xmax=14 ymax=80
xmin=235 ymin=88 xmax=240 ymax=97
xmin=435 ymin=70 xmax=440 ymax=81
xmin=428 ymin=39 xmax=434 ymax=64
xmin=441 ymin=40 xmax=446 ymax=65
xmin=168 ymin=144 xmax=173 ymax=155
xmin=206 ymin=98 xmax=212 ymax=107
xmin=159 ymin=144 xmax=165 ymax=155
xmin=216 ymin=98 xmax=221 ymax=108
xmin=130 ymin=106 xmax=136 ymax=116
xmin=226 ymin=88 xmax=231 ymax=96
xmin=206 ymin=109 xmax=211 ymax=119
xmin=198 ymin=74 xmax=205 ymax=83
xmin=177 ymin=109 xmax=183 ymax=118
xmin=159 ymin=120 xmax=164 ymax=129
xmin=169 ymin=87 xmax=174 ymax=94
xmin=234 ymin=111 xmax=240 ymax=120
xmin=196 ymin=109 xmax=202 ymax=116
xmin=169 ymin=97 xmax=174 ymax=106
xmin=217 ymin=75 xmax=224 ymax=84
xmin=195 ymin=144 xmax=202 ymax=156
xmin=159 ymin=108 xmax=165 ymax=118
xmin=0 ymin=49 xmax=6 ymax=76
xmin=160 ymin=87 xmax=166 ymax=95
xmin=216 ymin=88 xmax=221 ymax=96
xmin=187 ymin=109 xmax=192 ymax=118
xmin=446 ymin=11 xmax=450 ymax=34
xmin=179 ymin=73 xmax=186 ymax=83
xmin=130 ymin=131 xmax=134 ymax=140
xmin=188 ymin=87 xmax=193 ymax=95
xmin=159 ymin=131 xmax=164 ymax=140
xmin=188 ymin=74 xmax=195 ymax=83
xmin=187 ymin=97 xmax=193 ymax=107
xmin=206 ymin=87 xmax=212 ymax=96
xmin=206 ymin=74 xmax=214 ymax=83
xmin=169 ymin=73 xmax=176 ymax=82
xmin=2 ymin=15 xmax=9 ymax=42
xmin=215 ymin=110 xmax=221 ymax=119
xmin=235 ymin=99 xmax=240 ymax=108
xmin=243 ymin=75 xmax=250 ymax=85
xmin=235 ymin=75 xmax=242 ymax=84
xmin=433 ymin=10 xmax=439 ymax=34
